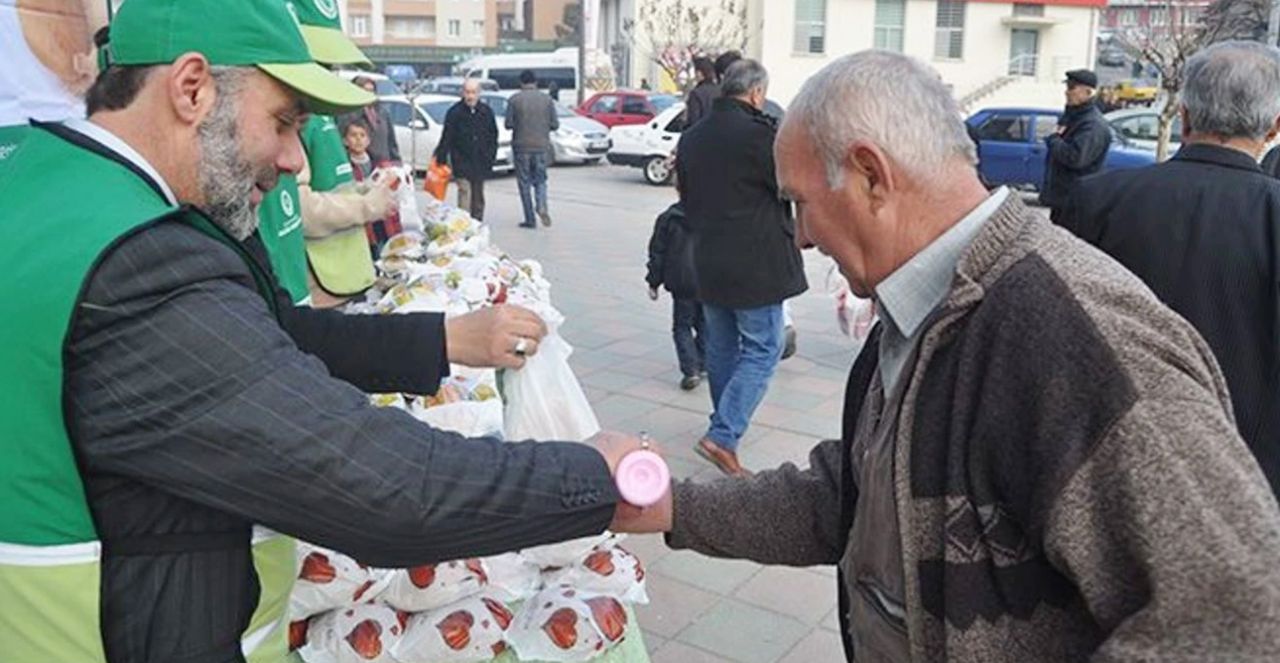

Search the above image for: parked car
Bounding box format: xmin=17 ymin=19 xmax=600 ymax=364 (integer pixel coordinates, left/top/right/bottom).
xmin=476 ymin=92 xmax=610 ymax=165
xmin=412 ymin=76 xmax=500 ymax=95
xmin=1098 ymin=47 xmax=1127 ymax=68
xmin=1109 ymin=79 xmax=1158 ymax=106
xmin=967 ymin=107 xmax=1156 ymax=191
xmin=578 ymin=91 xmax=679 ymax=128
xmin=380 ymin=94 xmax=513 ymax=174
xmin=1106 ymin=107 xmax=1182 ymax=157
xmin=607 ymin=103 xmax=686 ymax=185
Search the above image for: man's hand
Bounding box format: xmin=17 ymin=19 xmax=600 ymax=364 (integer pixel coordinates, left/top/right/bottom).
xmin=445 ymin=305 xmax=548 ymax=369
xmin=588 ymin=431 xmax=675 ymax=533
xmin=647 ymin=286 xmax=659 ymax=301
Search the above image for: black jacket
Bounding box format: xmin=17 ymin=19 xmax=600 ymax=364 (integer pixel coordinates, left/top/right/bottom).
xmin=1262 ymin=144 xmax=1280 ymax=178
xmin=1063 ymin=143 xmax=1280 ymax=496
xmin=684 ymin=80 xmax=720 ymax=128
xmin=1039 ymin=102 xmax=1111 ymax=209
xmin=645 ymin=203 xmax=698 ymax=299
xmin=434 ymin=101 xmax=499 ymax=181
xmin=676 ymin=98 xmax=808 ymax=309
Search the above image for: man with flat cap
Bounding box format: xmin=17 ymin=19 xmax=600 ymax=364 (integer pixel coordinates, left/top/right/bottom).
xmin=1041 ymin=68 xmax=1110 ymax=223
xmin=0 ymin=1 xmax=650 ymax=661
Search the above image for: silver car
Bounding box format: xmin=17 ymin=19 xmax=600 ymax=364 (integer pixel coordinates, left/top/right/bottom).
xmin=482 ymin=92 xmax=611 ymax=165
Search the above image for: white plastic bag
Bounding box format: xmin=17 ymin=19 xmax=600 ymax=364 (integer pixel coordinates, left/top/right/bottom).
xmin=416 ymin=400 xmax=505 ymax=439
xmin=383 ymin=166 xmax=423 ymax=234
xmin=482 ymin=552 xmax=543 ymax=603
xmin=290 ymin=543 xmax=391 ymax=620
xmin=381 ymin=559 xmax=489 ymax=613
xmin=507 ymin=586 xmax=630 ymax=662
xmin=503 ymin=332 xmax=600 ymax=441
xmin=390 ymin=594 xmax=515 ymax=663
xmin=542 ymin=546 xmax=649 ymax=605
xmin=299 ymin=604 xmax=407 ymax=663
xmin=521 ymin=533 xmax=618 ymax=570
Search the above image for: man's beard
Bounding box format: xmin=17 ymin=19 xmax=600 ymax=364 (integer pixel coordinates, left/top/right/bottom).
xmin=196 ymin=89 xmax=275 ymax=241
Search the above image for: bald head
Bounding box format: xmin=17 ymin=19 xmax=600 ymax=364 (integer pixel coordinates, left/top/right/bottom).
xmin=462 ymin=77 xmax=480 ymax=106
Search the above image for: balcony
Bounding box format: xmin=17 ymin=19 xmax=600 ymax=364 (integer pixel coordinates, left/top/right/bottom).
xmin=384 ymin=0 xmax=436 ymax=16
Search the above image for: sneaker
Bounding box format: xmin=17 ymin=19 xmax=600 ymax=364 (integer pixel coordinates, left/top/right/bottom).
xmin=518 ymin=222 xmax=536 ymax=229
xmin=781 ymin=325 xmax=797 ymax=360
xmin=538 ymin=209 xmax=552 ymax=227
xmin=680 ymin=374 xmax=702 ymax=391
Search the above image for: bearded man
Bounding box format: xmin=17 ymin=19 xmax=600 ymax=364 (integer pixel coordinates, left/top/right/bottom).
xmin=0 ymin=1 xmax=650 ymax=661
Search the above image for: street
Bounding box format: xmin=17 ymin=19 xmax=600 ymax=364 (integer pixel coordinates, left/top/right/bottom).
xmin=452 ymin=163 xmax=852 ymax=662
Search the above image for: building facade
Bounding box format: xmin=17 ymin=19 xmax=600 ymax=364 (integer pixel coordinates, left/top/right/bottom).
xmin=338 ymin=0 xmax=499 ymax=49
xmin=1099 ymin=0 xmax=1209 ymax=38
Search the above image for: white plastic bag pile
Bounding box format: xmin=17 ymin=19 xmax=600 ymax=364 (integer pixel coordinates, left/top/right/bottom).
xmin=292 ymin=198 xmax=642 ymax=663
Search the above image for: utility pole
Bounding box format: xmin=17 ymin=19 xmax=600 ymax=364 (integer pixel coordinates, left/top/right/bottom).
xmin=1269 ymin=0 xmax=1280 ymax=46
xmin=578 ymin=0 xmax=587 ymax=106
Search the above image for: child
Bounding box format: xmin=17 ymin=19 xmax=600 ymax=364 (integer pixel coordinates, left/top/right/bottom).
xmin=342 ymin=117 xmax=401 ymax=255
xmin=646 ymin=202 xmax=705 ymax=391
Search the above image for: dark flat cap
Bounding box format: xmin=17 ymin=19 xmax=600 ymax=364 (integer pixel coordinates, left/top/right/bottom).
xmin=1065 ymin=69 xmax=1099 ymax=88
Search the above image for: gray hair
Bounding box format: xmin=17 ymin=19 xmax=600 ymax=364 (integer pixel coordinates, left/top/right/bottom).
xmin=1182 ymin=40 xmax=1280 ymax=141
xmin=721 ymin=59 xmax=769 ymax=98
xmin=786 ymin=50 xmax=976 ymax=188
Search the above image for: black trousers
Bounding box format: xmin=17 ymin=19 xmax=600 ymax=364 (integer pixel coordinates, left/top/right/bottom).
xmin=672 ymin=297 xmax=706 ymax=378
xmin=457 ymin=177 xmax=486 ymax=221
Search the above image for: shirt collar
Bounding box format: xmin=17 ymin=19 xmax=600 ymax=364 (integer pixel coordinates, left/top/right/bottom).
xmin=875 ymin=187 xmax=1010 ymax=338
xmin=63 ymin=118 xmax=178 ymax=206
xmin=1172 ymin=142 xmax=1263 ymax=173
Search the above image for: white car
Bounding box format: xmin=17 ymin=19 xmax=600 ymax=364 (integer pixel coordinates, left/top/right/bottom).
xmin=607 ymin=103 xmax=686 ymax=185
xmin=1105 ymin=107 xmax=1181 ymax=157
xmin=482 ymin=91 xmax=611 ymax=164
xmin=380 ymin=94 xmax=513 ymax=174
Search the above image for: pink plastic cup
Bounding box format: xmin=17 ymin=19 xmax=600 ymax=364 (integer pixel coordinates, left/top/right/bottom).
xmin=616 ymin=450 xmax=670 ymax=507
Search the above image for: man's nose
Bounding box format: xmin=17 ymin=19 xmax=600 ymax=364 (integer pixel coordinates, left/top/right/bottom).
xmin=279 ymin=130 xmax=306 ymax=175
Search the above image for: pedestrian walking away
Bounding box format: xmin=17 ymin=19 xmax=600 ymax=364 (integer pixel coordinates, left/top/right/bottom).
xmin=645 ymin=202 xmax=706 ymax=391
xmin=506 ymin=69 xmax=558 ymax=229
xmin=434 ymin=78 xmax=499 ymax=221
xmin=1040 ymin=68 xmax=1110 ymax=223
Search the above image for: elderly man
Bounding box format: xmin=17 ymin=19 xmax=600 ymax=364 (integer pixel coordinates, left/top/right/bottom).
xmin=614 ymin=51 xmax=1280 ymax=661
xmin=1064 ymin=41 xmax=1280 ymax=498
xmin=507 ymin=69 xmax=559 ymax=228
xmin=1041 ymin=69 xmax=1110 ymax=222
xmin=0 ymin=1 xmax=648 ymax=660
xmin=677 ymin=59 xmax=807 ymax=477
xmin=435 ymin=78 xmax=499 ymax=220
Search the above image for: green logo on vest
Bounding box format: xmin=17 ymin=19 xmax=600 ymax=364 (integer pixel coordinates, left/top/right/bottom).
xmin=280 ymin=190 xmax=296 ymax=218
xmin=313 ymin=0 xmax=339 ymax=20
xmin=0 ymin=144 xmax=16 ymax=162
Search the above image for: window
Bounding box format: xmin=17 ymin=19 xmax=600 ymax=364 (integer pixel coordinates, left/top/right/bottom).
xmin=793 ymin=0 xmax=827 ymax=54
xmin=1012 ymin=3 xmax=1044 ymax=17
xmin=874 ymin=0 xmax=906 ymax=52
xmin=1034 ymin=116 xmax=1060 ymax=141
xmin=473 ymin=20 xmax=485 ymax=36
xmin=934 ymin=0 xmax=965 ymax=60
xmin=1150 ymin=7 xmax=1169 ymax=26
xmin=501 ymin=16 xmax=514 ymax=31
xmin=977 ymin=114 xmax=1030 ymax=142
xmin=350 ymin=14 xmax=370 ymax=37
xmin=650 ymin=95 xmax=678 ymax=113
xmin=449 ymin=19 xmax=461 ymax=36
xmin=386 ymin=101 xmax=414 ymax=128
xmin=480 ymin=95 xmax=509 ymax=117
xmin=386 ymin=16 xmax=434 ymax=38
xmin=591 ymin=96 xmax=619 ymax=114
xmin=488 ymin=67 xmax=576 ymax=91
xmin=420 ymin=101 xmax=453 ymax=125
xmin=1119 ymin=9 xmax=1137 ymax=26
xmin=664 ymin=112 xmax=687 ymax=134
xmin=621 ymin=96 xmax=650 ymax=115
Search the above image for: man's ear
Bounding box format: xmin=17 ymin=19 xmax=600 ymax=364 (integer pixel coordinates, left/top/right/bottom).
xmin=1179 ymin=106 xmax=1192 ymax=140
xmin=846 ymin=142 xmax=896 ymax=211
xmin=1266 ymin=114 xmax=1280 ymax=147
xmin=166 ymin=53 xmax=217 ymax=127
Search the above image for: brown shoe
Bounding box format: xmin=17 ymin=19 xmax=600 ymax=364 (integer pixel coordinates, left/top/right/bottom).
xmin=695 ymin=438 xmax=752 ymax=478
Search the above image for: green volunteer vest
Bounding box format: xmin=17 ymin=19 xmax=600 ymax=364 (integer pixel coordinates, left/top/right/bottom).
xmin=0 ymin=124 xmax=295 ymax=663
xmin=259 ymin=173 xmax=312 ymax=305
xmin=301 ymin=114 xmax=375 ymax=297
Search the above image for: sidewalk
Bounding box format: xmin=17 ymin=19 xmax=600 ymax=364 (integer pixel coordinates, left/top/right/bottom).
xmin=454 ymin=164 xmax=858 ymax=662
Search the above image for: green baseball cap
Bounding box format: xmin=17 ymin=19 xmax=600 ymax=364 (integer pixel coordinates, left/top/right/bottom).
xmin=108 ymin=0 xmax=374 ymax=115
xmin=287 ymin=0 xmax=373 ymax=67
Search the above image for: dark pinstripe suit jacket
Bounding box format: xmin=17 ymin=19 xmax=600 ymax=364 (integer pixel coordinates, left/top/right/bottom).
xmin=64 ymin=221 xmax=618 ymax=662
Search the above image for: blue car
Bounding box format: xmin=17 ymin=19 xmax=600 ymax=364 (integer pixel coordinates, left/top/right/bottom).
xmin=967 ymin=107 xmax=1155 ymax=191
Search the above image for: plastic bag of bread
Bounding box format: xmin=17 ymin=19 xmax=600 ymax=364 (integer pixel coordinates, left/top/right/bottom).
xmin=299 ymin=603 xmax=407 ymax=663
xmin=507 ymin=586 xmax=630 ymax=662
xmin=290 ymin=543 xmax=391 ymax=620
xmin=381 ymin=559 xmax=489 ymax=613
xmin=522 ymin=533 xmax=618 ymax=570
xmin=482 ymin=552 xmax=543 ymax=603
xmin=390 ymin=594 xmax=515 ymax=663
xmin=542 ymin=546 xmax=648 ymax=605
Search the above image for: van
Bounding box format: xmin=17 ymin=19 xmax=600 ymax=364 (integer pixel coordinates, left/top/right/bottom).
xmin=457 ymin=48 xmax=579 ymax=100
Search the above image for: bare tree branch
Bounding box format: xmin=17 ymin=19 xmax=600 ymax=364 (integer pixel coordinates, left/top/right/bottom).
xmin=622 ymin=0 xmax=748 ymax=92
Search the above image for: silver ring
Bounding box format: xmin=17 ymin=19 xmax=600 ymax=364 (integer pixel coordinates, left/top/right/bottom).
xmin=639 ymin=432 xmax=651 ymax=450
xmin=513 ymin=337 xmax=529 ymax=356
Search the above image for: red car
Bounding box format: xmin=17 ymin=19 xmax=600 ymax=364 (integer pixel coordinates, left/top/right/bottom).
xmin=577 ymin=91 xmax=680 ymax=128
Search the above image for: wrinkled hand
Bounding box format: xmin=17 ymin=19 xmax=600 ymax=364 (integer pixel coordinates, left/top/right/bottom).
xmin=588 ymin=431 xmax=675 ymax=533
xmin=445 ymin=304 xmax=548 ymax=369
xmin=647 ymin=286 xmax=659 ymax=301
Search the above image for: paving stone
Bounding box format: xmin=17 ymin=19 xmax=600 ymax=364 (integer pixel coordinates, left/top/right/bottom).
xmin=733 ymin=565 xmax=838 ymax=625
xmin=675 ymin=599 xmax=810 ymax=663
xmin=635 ymin=574 xmax=719 ymax=638
xmin=777 ymin=628 xmax=846 ymax=663
xmin=650 ymin=641 xmax=736 ymax=663
xmin=619 ymin=533 xmax=673 ymax=569
xmin=649 ymin=550 xmax=761 ymax=596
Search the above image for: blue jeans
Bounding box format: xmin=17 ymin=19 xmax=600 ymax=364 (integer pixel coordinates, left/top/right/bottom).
xmin=703 ymin=302 xmax=785 ymax=451
xmin=513 ymin=151 xmax=549 ymax=225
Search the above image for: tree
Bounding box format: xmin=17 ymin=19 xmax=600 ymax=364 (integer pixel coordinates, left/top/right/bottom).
xmin=1117 ymin=0 xmax=1266 ymax=160
xmin=622 ymin=0 xmax=748 ymax=92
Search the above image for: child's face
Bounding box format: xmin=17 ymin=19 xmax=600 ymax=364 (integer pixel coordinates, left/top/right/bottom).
xmin=344 ymin=126 xmax=370 ymax=155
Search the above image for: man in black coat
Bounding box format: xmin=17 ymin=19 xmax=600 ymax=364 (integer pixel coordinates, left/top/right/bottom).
xmin=676 ymin=59 xmax=808 ymax=476
xmin=1041 ymin=69 xmax=1110 ymax=222
xmin=1062 ymin=40 xmax=1280 ymax=497
xmin=684 ymin=57 xmax=720 ymax=128
xmin=435 ymin=78 xmax=499 ymax=221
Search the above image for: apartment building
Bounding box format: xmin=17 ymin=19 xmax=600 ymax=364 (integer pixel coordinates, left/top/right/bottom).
xmin=338 ymin=0 xmax=499 ymax=49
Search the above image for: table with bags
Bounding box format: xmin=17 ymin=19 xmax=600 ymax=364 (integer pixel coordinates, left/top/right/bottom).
xmin=287 ymin=190 xmax=652 ymax=663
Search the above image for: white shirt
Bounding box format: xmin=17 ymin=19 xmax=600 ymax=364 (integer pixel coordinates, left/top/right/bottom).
xmin=63 ymin=118 xmax=179 ymax=206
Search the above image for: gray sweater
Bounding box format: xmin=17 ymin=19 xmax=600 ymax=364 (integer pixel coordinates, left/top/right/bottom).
xmin=506 ymin=86 xmax=560 ymax=153
xmin=669 ymin=196 xmax=1280 ymax=661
